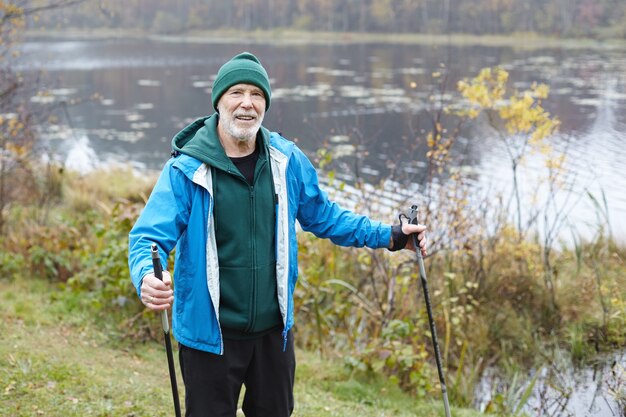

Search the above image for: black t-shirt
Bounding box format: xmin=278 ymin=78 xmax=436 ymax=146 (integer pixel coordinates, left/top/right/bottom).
xmin=230 ymin=146 xmax=259 ymax=184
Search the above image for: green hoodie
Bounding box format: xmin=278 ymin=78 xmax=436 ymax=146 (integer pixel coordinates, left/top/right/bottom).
xmin=171 ymin=114 xmax=281 ymax=338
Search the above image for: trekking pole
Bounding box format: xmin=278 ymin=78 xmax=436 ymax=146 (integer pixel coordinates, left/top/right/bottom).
xmin=151 ymin=244 xmax=182 ymax=417
xmin=404 ymin=205 xmax=452 ymax=417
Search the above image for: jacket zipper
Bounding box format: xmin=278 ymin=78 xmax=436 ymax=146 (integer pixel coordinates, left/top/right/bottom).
xmin=247 ymin=184 xmax=257 ymax=332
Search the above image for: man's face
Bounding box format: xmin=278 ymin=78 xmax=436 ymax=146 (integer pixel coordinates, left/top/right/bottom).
xmin=217 ymin=83 xmax=266 ymax=142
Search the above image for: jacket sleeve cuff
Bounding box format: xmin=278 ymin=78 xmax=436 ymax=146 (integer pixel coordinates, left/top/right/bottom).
xmin=378 ymin=224 xmax=392 ymax=249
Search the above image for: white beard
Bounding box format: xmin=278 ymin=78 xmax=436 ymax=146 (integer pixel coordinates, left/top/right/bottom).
xmin=218 ymin=109 xmax=264 ymax=143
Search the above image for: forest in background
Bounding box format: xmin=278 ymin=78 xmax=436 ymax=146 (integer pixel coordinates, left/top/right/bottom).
xmin=32 ymin=0 xmax=626 ymax=39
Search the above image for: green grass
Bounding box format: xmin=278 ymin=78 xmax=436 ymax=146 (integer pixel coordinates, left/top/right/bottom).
xmin=0 ymin=278 xmax=486 ymax=417
xmin=1 ymin=280 xmax=172 ymax=416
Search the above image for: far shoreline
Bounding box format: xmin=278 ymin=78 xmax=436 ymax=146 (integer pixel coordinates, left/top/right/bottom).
xmin=23 ymin=28 xmax=626 ymax=50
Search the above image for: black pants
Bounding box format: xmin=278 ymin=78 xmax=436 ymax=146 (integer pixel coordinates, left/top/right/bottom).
xmin=179 ymin=329 xmax=295 ymax=417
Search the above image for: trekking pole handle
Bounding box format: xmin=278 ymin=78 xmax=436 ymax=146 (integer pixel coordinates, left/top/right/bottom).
xmin=151 ymin=243 xmax=164 ymax=280
xmin=407 ymin=205 xmax=428 ymax=288
xmin=407 ymin=205 xmax=426 ymax=261
xmin=151 ymin=244 xmax=170 ymax=334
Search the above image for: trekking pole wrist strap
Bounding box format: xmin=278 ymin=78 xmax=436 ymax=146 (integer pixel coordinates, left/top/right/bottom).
xmin=389 ymin=224 xmax=409 ymax=251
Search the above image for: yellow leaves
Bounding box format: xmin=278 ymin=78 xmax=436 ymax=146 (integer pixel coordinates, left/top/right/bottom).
xmin=495 ymin=66 xmax=509 ymax=85
xmin=531 ymin=118 xmax=558 ymax=143
xmin=1 ymin=2 xmax=25 ymax=26
xmin=531 ymin=82 xmax=550 ymax=100
xmin=457 ymin=67 xmax=509 ymax=115
xmin=1 ymin=112 xmax=31 ymax=160
xmin=457 ymin=66 xmax=560 ymax=151
xmin=426 ymin=129 xmax=453 ymax=174
xmin=4 ymin=141 xmax=31 ymax=161
xmin=0 ymin=113 xmax=19 ymax=137
xmin=495 ymin=82 xmax=560 ymax=144
xmin=426 ymin=131 xmax=435 ymax=148
xmin=465 ymin=108 xmax=481 ymax=119
xmin=499 ymin=95 xmax=535 ymax=134
xmin=10 ymin=16 xmax=25 ymax=29
xmin=0 ymin=3 xmax=26 ymax=45
xmin=3 ymin=116 xmax=26 ymax=138
xmin=545 ymin=152 xmax=566 ymax=175
xmin=0 ymin=2 xmax=24 ymax=16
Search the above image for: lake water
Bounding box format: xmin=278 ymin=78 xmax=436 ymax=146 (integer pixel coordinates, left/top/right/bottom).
xmin=17 ymin=36 xmax=626 ymax=243
xmin=14 ymin=35 xmax=626 ymax=415
xmin=476 ymin=349 xmax=626 ymax=416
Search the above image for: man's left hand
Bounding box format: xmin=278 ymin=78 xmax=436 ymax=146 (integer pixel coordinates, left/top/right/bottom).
xmin=390 ymin=223 xmax=427 ymax=256
xmin=403 ymin=223 xmax=427 ymax=256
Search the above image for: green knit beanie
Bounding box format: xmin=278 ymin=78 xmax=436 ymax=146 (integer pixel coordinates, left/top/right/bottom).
xmin=211 ymin=52 xmax=271 ymax=111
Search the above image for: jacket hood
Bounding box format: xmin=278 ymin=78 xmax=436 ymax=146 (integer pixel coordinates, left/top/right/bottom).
xmin=171 ymin=113 xmax=272 ymax=170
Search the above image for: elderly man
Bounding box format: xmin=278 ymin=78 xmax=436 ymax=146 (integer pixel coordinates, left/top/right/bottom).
xmin=128 ymin=52 xmax=426 ymax=417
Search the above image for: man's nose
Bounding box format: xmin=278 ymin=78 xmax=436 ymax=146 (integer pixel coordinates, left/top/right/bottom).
xmin=240 ymin=93 xmax=253 ymax=108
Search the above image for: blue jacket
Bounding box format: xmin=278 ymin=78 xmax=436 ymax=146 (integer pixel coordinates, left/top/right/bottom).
xmin=128 ymin=127 xmax=392 ymax=354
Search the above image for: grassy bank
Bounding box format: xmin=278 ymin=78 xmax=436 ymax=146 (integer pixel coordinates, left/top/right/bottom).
xmin=1 ymin=164 xmax=625 ymax=415
xmin=0 ymin=278 xmax=484 ymax=417
xmin=23 ymin=28 xmax=626 ymax=50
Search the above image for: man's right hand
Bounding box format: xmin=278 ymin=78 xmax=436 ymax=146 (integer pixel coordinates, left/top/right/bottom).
xmin=140 ymin=271 xmax=174 ymax=311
